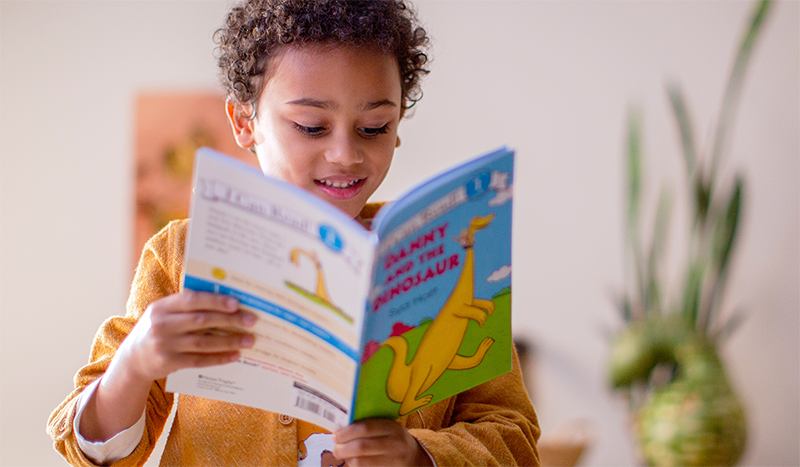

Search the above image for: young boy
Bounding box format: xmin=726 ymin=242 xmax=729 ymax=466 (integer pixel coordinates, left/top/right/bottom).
xmin=48 ymin=1 xmax=540 ymax=465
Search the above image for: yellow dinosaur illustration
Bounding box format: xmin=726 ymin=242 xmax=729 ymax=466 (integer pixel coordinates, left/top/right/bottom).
xmin=290 ymin=248 xmax=331 ymax=303
xmin=381 ymin=214 xmax=497 ymax=416
xmin=287 ymin=248 xmax=355 ymax=324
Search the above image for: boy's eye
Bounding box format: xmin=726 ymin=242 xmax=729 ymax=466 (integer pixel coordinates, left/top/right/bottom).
xmin=360 ymin=124 xmax=390 ymax=138
xmin=293 ymin=123 xmax=326 ymax=137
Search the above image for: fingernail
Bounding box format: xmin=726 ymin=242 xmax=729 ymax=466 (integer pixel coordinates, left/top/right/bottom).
xmin=242 ymin=313 xmax=257 ymax=326
xmin=226 ymin=297 xmax=239 ymax=309
xmin=242 ymin=334 xmax=256 ymax=348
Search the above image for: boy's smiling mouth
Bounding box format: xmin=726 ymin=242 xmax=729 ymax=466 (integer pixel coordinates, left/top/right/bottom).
xmin=314 ymin=178 xmax=366 ymax=200
xmin=317 ymin=178 xmax=363 ymax=189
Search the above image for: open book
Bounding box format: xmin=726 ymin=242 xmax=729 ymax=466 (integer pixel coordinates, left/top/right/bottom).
xmin=166 ymin=146 xmax=515 ymax=431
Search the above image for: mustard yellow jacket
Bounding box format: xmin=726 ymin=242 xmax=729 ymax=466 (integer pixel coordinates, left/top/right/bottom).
xmin=48 ymin=217 xmax=540 ymax=466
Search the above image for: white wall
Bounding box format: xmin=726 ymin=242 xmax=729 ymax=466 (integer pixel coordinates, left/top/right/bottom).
xmin=1 ymin=1 xmax=797 ymax=466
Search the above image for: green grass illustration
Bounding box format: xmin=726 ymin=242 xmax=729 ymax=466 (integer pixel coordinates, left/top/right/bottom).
xmin=285 ymin=281 xmax=354 ymax=324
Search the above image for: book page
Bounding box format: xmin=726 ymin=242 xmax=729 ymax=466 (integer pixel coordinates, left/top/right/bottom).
xmin=166 ymin=148 xmax=375 ymax=430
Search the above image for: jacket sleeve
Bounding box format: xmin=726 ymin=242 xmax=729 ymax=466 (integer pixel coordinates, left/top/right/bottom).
xmin=404 ymin=347 xmax=541 ymax=466
xmin=47 ymin=221 xmax=188 ymax=467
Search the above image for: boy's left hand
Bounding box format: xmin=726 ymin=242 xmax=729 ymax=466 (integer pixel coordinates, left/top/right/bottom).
xmin=332 ymin=419 xmax=433 ymax=467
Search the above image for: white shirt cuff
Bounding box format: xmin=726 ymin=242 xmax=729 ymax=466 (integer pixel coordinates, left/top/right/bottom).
xmin=74 ymin=377 xmax=146 ymax=464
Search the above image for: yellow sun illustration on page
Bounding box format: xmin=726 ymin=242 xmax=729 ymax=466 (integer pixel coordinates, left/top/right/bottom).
xmin=212 ymin=268 xmax=227 ymax=280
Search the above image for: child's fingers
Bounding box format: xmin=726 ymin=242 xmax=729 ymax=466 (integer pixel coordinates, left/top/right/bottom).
xmin=129 ymin=324 xmax=254 ymax=378
xmin=157 ymin=291 xmax=239 ymax=314
xmin=175 ymin=350 xmax=243 ymax=369
xmin=333 ymin=419 xmax=393 ymax=443
xmin=333 ymin=419 xmax=429 ymax=466
xmin=154 ymin=308 xmax=256 ymax=334
xmin=176 ymin=330 xmax=256 ymax=353
xmin=147 ymin=293 xmax=256 ymax=333
xmin=333 ymin=436 xmax=388 ymax=459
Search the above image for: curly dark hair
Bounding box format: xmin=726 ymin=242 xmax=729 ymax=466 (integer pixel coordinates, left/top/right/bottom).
xmin=215 ymin=0 xmax=430 ymax=115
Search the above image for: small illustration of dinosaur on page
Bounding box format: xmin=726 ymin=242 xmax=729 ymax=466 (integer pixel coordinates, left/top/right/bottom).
xmin=381 ymin=214 xmax=497 ymax=415
xmin=285 ymin=248 xmax=354 ymax=324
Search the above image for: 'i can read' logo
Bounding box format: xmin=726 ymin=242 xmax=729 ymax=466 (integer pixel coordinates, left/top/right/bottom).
xmin=318 ymin=224 xmax=343 ymax=252
xmin=466 ymin=172 xmax=491 ymax=199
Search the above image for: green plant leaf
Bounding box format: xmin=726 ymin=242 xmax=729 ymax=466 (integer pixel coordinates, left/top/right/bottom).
xmin=621 ymin=293 xmax=634 ymax=324
xmin=715 ymin=176 xmax=744 ymax=274
xmin=626 ymin=108 xmax=647 ymax=316
xmin=712 ymin=308 xmax=748 ymax=344
xmin=645 ymin=276 xmax=661 ymax=318
xmin=645 ymin=187 xmax=672 ymax=316
xmin=710 ymin=0 xmax=772 ymax=170
xmin=699 ymin=176 xmax=744 ymax=333
xmin=627 ymin=108 xmax=643 ymax=230
xmin=681 ymin=260 xmax=705 ymax=325
xmin=607 ymin=288 xmax=634 ymax=324
xmin=667 ymin=84 xmax=698 ymax=177
xmin=694 ymin=172 xmax=711 ymax=227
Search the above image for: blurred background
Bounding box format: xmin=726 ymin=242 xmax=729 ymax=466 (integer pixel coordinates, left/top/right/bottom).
xmin=1 ymin=1 xmax=797 ymax=465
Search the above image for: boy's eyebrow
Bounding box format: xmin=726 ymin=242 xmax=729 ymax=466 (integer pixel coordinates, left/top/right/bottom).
xmin=285 ymin=98 xmax=398 ymax=111
xmin=362 ymin=99 xmax=398 ymax=111
xmin=286 ymin=98 xmax=334 ymax=109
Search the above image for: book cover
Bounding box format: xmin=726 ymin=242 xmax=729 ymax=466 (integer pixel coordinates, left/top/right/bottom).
xmin=354 ymin=149 xmax=514 ymax=420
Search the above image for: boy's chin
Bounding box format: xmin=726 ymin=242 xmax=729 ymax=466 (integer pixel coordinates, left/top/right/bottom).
xmin=332 ymin=200 xmax=367 ymax=219
xmin=311 ymin=181 xmax=372 ymax=219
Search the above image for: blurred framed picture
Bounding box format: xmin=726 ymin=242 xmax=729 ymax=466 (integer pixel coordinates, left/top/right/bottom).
xmin=133 ymin=92 xmax=257 ymax=267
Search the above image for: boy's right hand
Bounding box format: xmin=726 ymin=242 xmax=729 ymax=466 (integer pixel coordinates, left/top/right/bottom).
xmin=81 ymin=291 xmax=257 ymax=443
xmin=117 ymin=291 xmax=257 ymax=383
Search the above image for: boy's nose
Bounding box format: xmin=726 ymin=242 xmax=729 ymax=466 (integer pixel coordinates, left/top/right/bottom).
xmin=324 ymin=132 xmax=364 ymax=166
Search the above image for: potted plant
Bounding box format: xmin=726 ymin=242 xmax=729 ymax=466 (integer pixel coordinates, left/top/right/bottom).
xmin=607 ymin=1 xmax=772 ymax=465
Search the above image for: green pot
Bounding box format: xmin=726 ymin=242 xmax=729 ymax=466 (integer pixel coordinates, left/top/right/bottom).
xmin=608 ymin=318 xmax=748 ymax=466
xmin=636 ymin=374 xmax=747 ymax=466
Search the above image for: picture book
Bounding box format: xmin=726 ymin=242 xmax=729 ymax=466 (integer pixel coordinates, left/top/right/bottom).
xmin=165 ymin=146 xmax=515 ymax=431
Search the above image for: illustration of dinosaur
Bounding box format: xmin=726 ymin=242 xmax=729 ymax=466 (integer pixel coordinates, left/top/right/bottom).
xmin=382 ymin=214 xmax=497 ymax=416
xmin=286 ymin=248 xmax=355 ymax=324
xmin=290 ymin=248 xmax=331 ymax=302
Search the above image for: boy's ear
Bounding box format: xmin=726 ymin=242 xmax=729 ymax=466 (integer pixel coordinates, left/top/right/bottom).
xmin=226 ymin=99 xmax=257 ymax=149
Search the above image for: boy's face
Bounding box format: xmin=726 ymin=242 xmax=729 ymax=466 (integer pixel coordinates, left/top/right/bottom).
xmin=228 ymin=44 xmax=403 ymax=218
